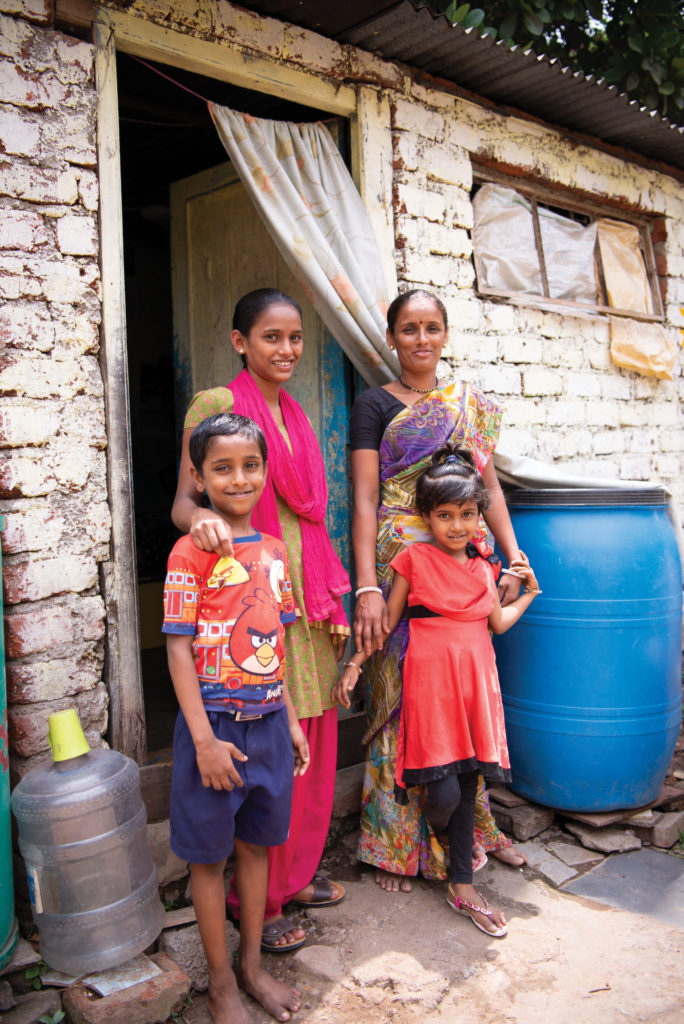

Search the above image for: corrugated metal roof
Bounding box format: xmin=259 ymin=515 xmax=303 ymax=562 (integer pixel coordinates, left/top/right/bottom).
xmin=246 ymin=0 xmax=684 ymax=172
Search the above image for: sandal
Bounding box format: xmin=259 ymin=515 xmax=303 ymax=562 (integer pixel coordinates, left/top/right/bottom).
xmin=447 ymin=883 xmax=507 ymax=938
xmin=226 ymin=903 xmax=306 ymax=953
xmin=291 ymin=874 xmax=345 ymax=908
xmin=472 ymin=848 xmax=488 ymax=873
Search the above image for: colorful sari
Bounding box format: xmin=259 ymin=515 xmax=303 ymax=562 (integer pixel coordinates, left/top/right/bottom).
xmin=357 ymin=380 xmax=510 ymax=877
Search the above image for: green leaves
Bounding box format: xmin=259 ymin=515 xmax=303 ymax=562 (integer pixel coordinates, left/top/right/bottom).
xmin=432 ymin=0 xmax=684 ymax=116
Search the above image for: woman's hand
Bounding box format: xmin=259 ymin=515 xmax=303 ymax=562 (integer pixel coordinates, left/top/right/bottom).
xmin=332 ymin=664 xmax=362 ymax=709
xmin=190 ymin=507 xmax=234 ymax=557
xmin=333 ymin=634 xmax=348 ymax=663
xmin=353 ymin=590 xmax=389 ymax=656
xmin=290 ymin=723 xmax=310 ymax=776
xmin=498 ymin=572 xmax=522 ymax=605
xmin=509 ymin=551 xmax=541 ymax=595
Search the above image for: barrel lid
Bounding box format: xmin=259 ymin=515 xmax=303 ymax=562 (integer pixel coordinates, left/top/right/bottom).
xmin=504 ymin=487 xmax=669 ymax=507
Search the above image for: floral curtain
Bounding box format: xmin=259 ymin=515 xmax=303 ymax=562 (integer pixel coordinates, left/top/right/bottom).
xmin=210 ymin=104 xmax=398 ymax=386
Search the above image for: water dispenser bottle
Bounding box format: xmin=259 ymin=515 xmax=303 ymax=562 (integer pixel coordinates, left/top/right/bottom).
xmin=11 ymin=710 xmax=165 ymax=975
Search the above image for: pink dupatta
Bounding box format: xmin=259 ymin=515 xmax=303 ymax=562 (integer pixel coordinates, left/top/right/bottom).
xmin=230 ymin=369 xmax=350 ymax=627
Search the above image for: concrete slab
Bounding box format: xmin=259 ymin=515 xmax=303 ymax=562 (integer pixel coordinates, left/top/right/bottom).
xmin=563 ymin=848 xmax=684 ymax=929
xmin=547 ymin=841 xmax=604 ymax=868
xmin=512 ymin=842 xmax=578 ymax=886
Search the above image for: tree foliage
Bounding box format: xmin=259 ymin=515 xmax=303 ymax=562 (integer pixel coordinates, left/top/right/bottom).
xmin=428 ymin=1 xmax=684 ymax=118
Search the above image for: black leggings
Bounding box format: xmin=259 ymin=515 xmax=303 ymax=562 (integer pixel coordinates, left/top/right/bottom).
xmin=425 ymin=769 xmax=479 ymax=885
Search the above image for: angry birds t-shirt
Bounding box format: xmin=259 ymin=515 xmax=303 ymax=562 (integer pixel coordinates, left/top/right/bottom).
xmin=162 ymin=531 xmax=296 ymax=713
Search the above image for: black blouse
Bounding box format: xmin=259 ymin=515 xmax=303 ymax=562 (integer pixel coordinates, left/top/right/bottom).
xmin=350 ymin=387 xmax=406 ymax=452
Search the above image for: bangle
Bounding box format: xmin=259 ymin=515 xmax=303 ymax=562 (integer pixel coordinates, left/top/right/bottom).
xmin=343 ymin=661 xmax=362 ymax=676
xmin=525 ymin=587 xmax=542 ymax=595
xmin=355 ymin=586 xmax=382 ymax=597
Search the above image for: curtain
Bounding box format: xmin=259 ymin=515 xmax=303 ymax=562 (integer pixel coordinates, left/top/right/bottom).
xmin=209 ymin=104 xmax=398 ymax=386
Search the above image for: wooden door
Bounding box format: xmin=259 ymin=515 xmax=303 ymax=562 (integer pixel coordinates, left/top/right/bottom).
xmin=170 ymin=162 xmax=364 ymax=765
xmin=170 ymin=161 xmax=352 ymax=574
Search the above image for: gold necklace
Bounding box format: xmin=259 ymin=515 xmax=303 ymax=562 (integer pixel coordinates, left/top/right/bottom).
xmin=399 ymin=377 xmax=438 ymax=394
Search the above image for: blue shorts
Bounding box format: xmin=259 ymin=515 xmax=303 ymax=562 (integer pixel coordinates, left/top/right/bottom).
xmin=170 ymin=706 xmax=294 ymax=864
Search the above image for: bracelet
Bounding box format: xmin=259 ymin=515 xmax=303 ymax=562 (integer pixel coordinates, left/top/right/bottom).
xmin=525 ymin=587 xmax=542 ymax=595
xmin=343 ymin=661 xmax=362 ymax=676
xmin=355 ymin=586 xmax=383 ymax=597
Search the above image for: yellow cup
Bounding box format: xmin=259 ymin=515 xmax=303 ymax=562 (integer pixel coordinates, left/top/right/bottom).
xmin=47 ymin=709 xmax=91 ymax=762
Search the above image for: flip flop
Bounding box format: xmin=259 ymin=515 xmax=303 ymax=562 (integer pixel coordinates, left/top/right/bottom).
xmin=447 ymin=884 xmax=507 ymax=938
xmin=472 ymin=848 xmax=488 ymax=873
xmin=226 ymin=903 xmax=306 ymax=953
xmin=291 ymin=874 xmax=346 ymax=908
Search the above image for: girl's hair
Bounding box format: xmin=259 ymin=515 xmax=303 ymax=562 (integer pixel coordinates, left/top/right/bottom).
xmin=386 ymin=289 xmax=448 ymax=336
xmin=232 ymin=288 xmax=302 ymax=336
xmin=189 ymin=413 xmax=267 ymax=473
xmin=415 ymin=446 xmax=490 ymax=517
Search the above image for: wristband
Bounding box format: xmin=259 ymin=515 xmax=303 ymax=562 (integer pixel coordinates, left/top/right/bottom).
xmin=355 ymin=586 xmax=383 ymax=597
xmin=343 ymin=661 xmax=362 ymax=676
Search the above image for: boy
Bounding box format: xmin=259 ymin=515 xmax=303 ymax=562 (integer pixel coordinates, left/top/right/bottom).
xmin=163 ymin=413 xmax=308 ymax=1024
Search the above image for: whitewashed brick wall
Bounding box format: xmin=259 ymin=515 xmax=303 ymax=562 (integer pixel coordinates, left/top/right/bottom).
xmin=0 ymin=1 xmax=109 ymax=776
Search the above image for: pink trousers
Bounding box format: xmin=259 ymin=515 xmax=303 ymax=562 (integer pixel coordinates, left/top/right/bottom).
xmin=227 ymin=707 xmax=338 ymax=920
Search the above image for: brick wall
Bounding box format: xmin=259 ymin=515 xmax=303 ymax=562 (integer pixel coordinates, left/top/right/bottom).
xmin=0 ymin=1 xmax=109 ymax=777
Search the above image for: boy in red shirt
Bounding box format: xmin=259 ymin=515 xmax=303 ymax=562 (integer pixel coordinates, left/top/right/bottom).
xmin=163 ymin=412 xmax=308 ymax=1024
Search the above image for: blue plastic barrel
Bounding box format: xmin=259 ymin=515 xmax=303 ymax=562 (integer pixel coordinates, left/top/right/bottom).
xmin=494 ymin=489 xmax=682 ymax=811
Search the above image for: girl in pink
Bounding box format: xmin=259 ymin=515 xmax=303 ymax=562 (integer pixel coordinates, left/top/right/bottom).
xmin=335 ymin=448 xmax=541 ymax=937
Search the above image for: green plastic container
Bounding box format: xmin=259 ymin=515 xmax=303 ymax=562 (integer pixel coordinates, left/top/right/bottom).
xmin=0 ymin=517 xmax=19 ymax=967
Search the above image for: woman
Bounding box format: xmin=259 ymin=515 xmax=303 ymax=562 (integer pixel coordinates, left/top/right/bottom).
xmin=351 ymin=289 xmax=526 ymax=909
xmin=172 ymin=288 xmax=349 ymax=952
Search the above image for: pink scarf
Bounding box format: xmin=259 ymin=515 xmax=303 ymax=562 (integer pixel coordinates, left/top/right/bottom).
xmin=230 ymin=369 xmax=350 ymax=627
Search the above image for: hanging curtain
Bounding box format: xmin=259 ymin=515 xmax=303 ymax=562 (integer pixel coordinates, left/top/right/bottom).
xmin=209 ymin=104 xmax=398 ymax=386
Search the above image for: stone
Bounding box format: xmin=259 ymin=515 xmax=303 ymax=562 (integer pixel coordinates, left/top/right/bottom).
xmin=332 ymin=763 xmax=364 ymax=819
xmin=654 ymin=784 xmax=684 ymax=812
xmin=564 ymin=822 xmax=642 ymax=854
xmin=561 ymin=809 xmax=634 ymax=828
xmin=546 ymin=841 xmax=604 ymax=868
xmin=0 ymin=938 xmax=41 ymax=975
xmin=0 ymin=980 xmax=16 ymax=1011
xmin=627 ymin=809 xmax=660 ymax=827
xmin=62 ymin=952 xmax=190 ymax=1024
xmin=147 ymin=821 xmax=188 ymax=886
xmin=490 ymin=801 xmax=555 ymax=841
xmin=487 ymin=785 xmax=528 ymax=808
xmin=350 ymin=952 xmax=449 ymax=1013
xmin=510 ymin=842 xmax=577 ymax=887
xmin=293 ymin=944 xmax=344 ymax=983
xmin=158 ymin=925 xmax=237 ymax=993
xmin=4 ymin=989 xmax=61 ymax=1024
xmin=649 ymin=811 xmax=684 ymax=849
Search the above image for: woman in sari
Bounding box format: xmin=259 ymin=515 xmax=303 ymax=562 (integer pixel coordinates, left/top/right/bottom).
xmin=351 ymin=289 xmax=526 ymax=896
xmin=172 ymin=288 xmax=350 ymax=951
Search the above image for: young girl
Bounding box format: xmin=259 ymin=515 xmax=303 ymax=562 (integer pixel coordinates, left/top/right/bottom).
xmin=335 ymin=448 xmax=541 ymax=938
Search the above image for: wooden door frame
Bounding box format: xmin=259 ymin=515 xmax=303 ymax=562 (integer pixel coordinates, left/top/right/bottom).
xmin=94 ymin=7 xmax=397 ymax=762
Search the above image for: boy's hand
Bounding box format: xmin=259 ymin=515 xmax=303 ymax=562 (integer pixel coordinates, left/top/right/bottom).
xmin=290 ymin=723 xmax=310 ymax=776
xmin=195 ymin=734 xmax=247 ymax=790
xmin=509 ymin=551 xmax=541 ymax=595
xmin=332 ymin=665 xmax=361 ymax=710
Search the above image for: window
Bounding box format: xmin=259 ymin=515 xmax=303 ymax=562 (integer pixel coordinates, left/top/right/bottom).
xmin=471 ymin=169 xmax=664 ymax=322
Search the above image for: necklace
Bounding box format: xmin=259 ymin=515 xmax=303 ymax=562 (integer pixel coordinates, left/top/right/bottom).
xmin=399 ymin=377 xmax=438 ymax=394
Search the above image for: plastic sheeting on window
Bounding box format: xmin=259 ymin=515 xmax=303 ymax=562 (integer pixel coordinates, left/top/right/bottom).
xmin=472 ymin=183 xmax=597 ymax=303
xmin=609 ymin=318 xmax=676 ymax=380
xmin=597 ymin=219 xmax=653 ymax=315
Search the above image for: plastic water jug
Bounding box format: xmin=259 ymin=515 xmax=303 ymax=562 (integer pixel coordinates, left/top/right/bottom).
xmin=11 ymin=710 xmax=165 ymax=975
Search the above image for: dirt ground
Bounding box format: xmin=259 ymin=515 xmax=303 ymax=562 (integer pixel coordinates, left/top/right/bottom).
xmin=181 ymin=822 xmax=684 ymax=1024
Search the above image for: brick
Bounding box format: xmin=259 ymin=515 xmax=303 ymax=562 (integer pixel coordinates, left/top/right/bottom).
xmin=393 ymin=131 xmax=419 ymax=172
xmin=3 ymin=553 xmax=98 ymax=603
xmin=55 ymin=36 xmax=94 ymax=85
xmin=0 ymin=301 xmax=53 ymax=351
xmin=500 ymin=397 xmax=545 ymax=426
xmin=620 ymin=453 xmax=652 ymax=480
xmin=5 ymin=594 xmax=104 ymax=657
xmin=0 ymin=353 xmax=100 ymax=399
xmin=522 ymin=368 xmax=563 ymax=396
xmin=0 ymin=11 xmax=33 ymax=57
xmin=0 ymin=106 xmax=40 ymax=157
xmin=545 ymin=400 xmax=586 ymax=427
xmin=395 ymin=182 xmax=446 ymax=223
xmin=423 ymin=142 xmax=471 ymax=188
xmin=0 ymin=505 xmax=65 ymax=553
xmin=459 ymin=334 xmax=498 ymax=364
xmin=0 ymin=61 xmax=68 ymax=110
xmin=54 ymin=311 xmax=100 ymax=354
xmin=565 ymin=371 xmax=602 ymax=398
xmin=6 ymin=647 xmax=103 ymax=703
xmin=392 ymin=98 xmax=445 ymax=140
xmin=77 ymin=168 xmax=99 ymax=211
xmin=401 ymin=252 xmax=454 ymax=288
xmin=0 ymin=208 xmax=47 ymax=251
xmin=0 ymin=402 xmax=58 ymax=446
xmin=593 ymin=429 xmax=624 ymax=456
xmin=55 ymin=213 xmax=98 ymax=256
xmin=62 ymin=952 xmax=190 ymax=1024
xmin=0 ymin=161 xmax=79 ymax=204
xmin=482 ymin=302 xmax=516 ymax=332
xmin=476 ymin=364 xmax=520 ymax=396
xmin=0 ymin=1 xmax=50 ymax=23
xmin=500 ymin=335 xmax=543 ymax=364
xmin=427 ymin=223 xmax=471 ymax=259
xmin=601 ymin=375 xmax=633 ymax=400
xmin=8 ymin=681 xmax=108 ymax=756
xmin=489 ymin=800 xmax=555 ymax=840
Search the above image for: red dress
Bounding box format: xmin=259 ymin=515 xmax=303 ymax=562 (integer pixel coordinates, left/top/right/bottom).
xmin=390 ymin=543 xmax=511 ymax=796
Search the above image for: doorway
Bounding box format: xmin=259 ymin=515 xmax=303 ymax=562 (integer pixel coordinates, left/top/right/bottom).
xmin=116 ymin=53 xmax=362 ymax=762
